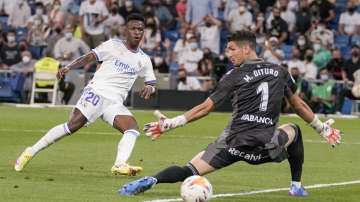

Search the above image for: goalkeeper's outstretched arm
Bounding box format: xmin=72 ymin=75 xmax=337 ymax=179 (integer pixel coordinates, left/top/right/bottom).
xmin=184 ymin=98 xmax=215 ymax=123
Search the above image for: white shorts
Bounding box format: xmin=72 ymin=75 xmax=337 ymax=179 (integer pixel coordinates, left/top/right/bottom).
xmin=75 ymin=87 xmax=132 ymax=125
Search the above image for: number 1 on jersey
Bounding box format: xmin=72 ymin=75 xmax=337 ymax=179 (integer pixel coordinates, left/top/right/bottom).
xmin=257 ymin=82 xmax=269 ymax=111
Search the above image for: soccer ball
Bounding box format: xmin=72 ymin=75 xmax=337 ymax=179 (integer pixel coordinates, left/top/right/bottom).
xmin=180 ymin=175 xmax=213 ymax=202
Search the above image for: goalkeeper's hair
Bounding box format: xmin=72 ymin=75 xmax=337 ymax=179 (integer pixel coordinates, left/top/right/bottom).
xmin=227 ymin=30 xmax=256 ymax=50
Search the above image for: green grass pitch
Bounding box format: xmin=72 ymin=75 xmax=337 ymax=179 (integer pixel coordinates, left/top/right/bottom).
xmin=0 ymin=106 xmax=359 ymax=202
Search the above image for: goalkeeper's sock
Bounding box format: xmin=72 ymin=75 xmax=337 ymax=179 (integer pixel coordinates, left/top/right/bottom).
xmin=29 ymin=123 xmax=71 ymax=155
xmin=291 ymin=181 xmax=302 ymax=188
xmin=287 ymin=124 xmax=304 ymax=182
xmin=114 ymin=129 xmax=140 ymax=166
xmin=153 ymin=163 xmax=199 ymax=183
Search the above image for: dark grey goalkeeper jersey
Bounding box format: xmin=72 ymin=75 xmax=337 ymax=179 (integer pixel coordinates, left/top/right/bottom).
xmin=209 ymin=59 xmax=297 ymax=147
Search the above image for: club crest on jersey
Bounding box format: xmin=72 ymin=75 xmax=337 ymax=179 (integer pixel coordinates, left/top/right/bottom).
xmin=114 ymin=59 xmax=137 ymax=75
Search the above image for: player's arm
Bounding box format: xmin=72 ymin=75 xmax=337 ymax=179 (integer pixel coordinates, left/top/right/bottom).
xmin=144 ymin=70 xmax=234 ymax=140
xmin=285 ymin=77 xmax=342 ymax=147
xmin=57 ymin=51 xmax=97 ymax=79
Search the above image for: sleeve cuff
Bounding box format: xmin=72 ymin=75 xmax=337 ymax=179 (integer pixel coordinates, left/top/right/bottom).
xmin=91 ymin=49 xmax=100 ymax=61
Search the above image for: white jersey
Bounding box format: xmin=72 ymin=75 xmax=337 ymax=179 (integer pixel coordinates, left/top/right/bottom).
xmin=89 ymin=39 xmax=156 ymax=101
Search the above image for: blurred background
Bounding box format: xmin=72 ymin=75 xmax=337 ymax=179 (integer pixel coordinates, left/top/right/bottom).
xmin=0 ymin=0 xmax=359 ymax=115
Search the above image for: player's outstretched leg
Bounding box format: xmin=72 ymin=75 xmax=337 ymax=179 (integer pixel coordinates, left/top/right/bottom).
xmin=111 ymin=115 xmax=143 ymax=176
xmin=283 ymin=124 xmax=308 ymax=197
xmin=14 ymin=109 xmax=87 ymax=171
xmin=119 ymin=151 xmax=214 ymax=195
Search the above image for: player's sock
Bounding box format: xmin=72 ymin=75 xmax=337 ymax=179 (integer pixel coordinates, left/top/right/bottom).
xmin=29 ymin=123 xmax=71 ymax=155
xmin=114 ymin=129 xmax=140 ymax=166
xmin=291 ymin=181 xmax=302 ymax=188
xmin=287 ymin=124 xmax=304 ymax=182
xmin=153 ymin=163 xmax=199 ymax=183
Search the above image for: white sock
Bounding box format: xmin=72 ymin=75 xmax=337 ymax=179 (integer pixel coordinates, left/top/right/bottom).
xmin=114 ymin=129 xmax=140 ymax=167
xmin=291 ymin=181 xmax=302 ymax=188
xmin=29 ymin=123 xmax=71 ymax=155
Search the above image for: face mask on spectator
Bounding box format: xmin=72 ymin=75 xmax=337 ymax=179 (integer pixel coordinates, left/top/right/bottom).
xmin=22 ymin=56 xmax=31 ymax=64
xmin=306 ymin=55 xmax=313 ymax=61
xmin=257 ymin=16 xmax=264 ymax=22
xmin=320 ymin=74 xmax=329 ymax=81
xmin=292 ymin=74 xmax=299 ymax=81
xmin=111 ymin=7 xmax=118 ymax=14
xmin=205 ymin=22 xmax=212 ymax=27
xmin=154 ymin=57 xmax=163 ymax=66
xmin=54 ymin=4 xmax=61 ymax=10
xmin=178 ymin=77 xmax=186 ymax=82
xmin=187 ymin=42 xmax=198 ymax=50
xmin=313 ymin=43 xmax=321 ymax=52
xmin=317 ymin=25 xmax=325 ymax=32
xmin=7 ymin=35 xmax=16 ymax=43
xmin=36 ymin=8 xmax=43 ymax=16
xmin=297 ymin=38 xmax=306 ymax=46
xmin=348 ymin=7 xmax=356 ymax=13
xmin=352 ymin=50 xmax=359 ymax=58
xmin=65 ymin=32 xmax=72 ymax=40
xmin=34 ymin=20 xmax=42 ymax=26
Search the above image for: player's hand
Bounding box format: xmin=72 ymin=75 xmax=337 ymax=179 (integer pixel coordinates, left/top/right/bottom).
xmin=57 ymin=66 xmax=70 ymax=79
xmin=317 ymin=119 xmax=342 ymax=147
xmin=143 ymin=110 xmax=187 ymax=140
xmin=139 ymin=85 xmax=155 ymax=99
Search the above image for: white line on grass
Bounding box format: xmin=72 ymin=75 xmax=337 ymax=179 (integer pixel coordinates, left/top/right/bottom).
xmin=144 ymin=180 xmax=360 ymax=202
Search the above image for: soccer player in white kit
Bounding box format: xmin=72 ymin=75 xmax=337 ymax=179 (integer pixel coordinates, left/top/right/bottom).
xmin=14 ymin=13 xmax=156 ymax=176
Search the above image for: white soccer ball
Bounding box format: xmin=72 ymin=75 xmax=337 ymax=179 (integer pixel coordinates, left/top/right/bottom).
xmin=180 ymin=175 xmax=213 ymax=202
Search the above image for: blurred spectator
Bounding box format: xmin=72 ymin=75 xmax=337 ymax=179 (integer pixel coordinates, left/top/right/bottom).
xmin=142 ymin=16 xmax=161 ymax=54
xmin=150 ymin=0 xmax=174 ymax=29
xmin=177 ymin=68 xmax=202 ymax=91
xmin=49 ymin=0 xmax=66 ymax=29
xmin=266 ymin=7 xmax=288 ymax=44
xmin=309 ymin=0 xmax=335 ymax=23
xmin=227 ymin=1 xmax=253 ymax=33
xmin=198 ymin=47 xmax=214 ymax=76
xmin=176 ymin=0 xmax=187 ymax=23
xmin=224 ymin=0 xmax=238 ymax=21
xmin=0 ymin=30 xmax=21 ymax=69
xmin=9 ymin=51 xmax=36 ymax=103
xmin=197 ymin=15 xmax=221 ymax=54
xmin=326 ymin=49 xmax=345 ymax=81
xmin=251 ymin=12 xmax=266 ymax=36
xmin=53 ymin=25 xmax=90 ymax=66
xmin=178 ymin=35 xmax=203 ymax=75
xmin=8 ymin=0 xmax=31 ymax=29
xmin=290 ymin=66 xmax=312 ymax=103
xmin=269 ymin=0 xmax=296 ymax=32
xmin=295 ymin=0 xmax=311 ymax=34
xmin=173 ymin=28 xmax=195 ymax=64
xmin=79 ymin=0 xmax=109 ymax=48
xmin=186 ymin=0 xmax=218 ymax=27
xmin=338 ymin=0 xmax=360 ymax=36
xmin=104 ymin=2 xmax=125 ymax=39
xmin=312 ymin=39 xmax=332 ymax=69
xmin=212 ymin=53 xmax=228 ymax=82
xmin=287 ymin=47 xmax=305 ymax=75
xmin=257 ymin=0 xmax=276 ymax=13
xmin=58 ymin=78 xmax=75 ymax=105
xmin=310 ymin=68 xmax=336 ymax=113
xmin=343 ymin=45 xmax=360 ymax=83
xmin=295 ymin=34 xmax=312 ymax=60
xmin=310 ymin=20 xmax=334 ymax=48
xmin=263 ymin=37 xmax=284 ymax=65
xmin=44 ymin=26 xmax=63 ymax=57
xmin=119 ymin=0 xmax=140 ymax=19
xmin=152 ymin=52 xmax=169 ymax=73
xmin=0 ymin=0 xmax=17 ymax=16
xmin=303 ymin=49 xmax=317 ymax=80
xmin=27 ymin=16 xmax=50 ymax=58
xmin=28 ymin=2 xmax=49 ymax=28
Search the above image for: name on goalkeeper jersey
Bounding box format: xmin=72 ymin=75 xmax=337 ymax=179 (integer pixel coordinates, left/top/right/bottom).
xmin=243 ymin=68 xmax=279 ymax=82
xmin=240 ymin=114 xmax=273 ymax=125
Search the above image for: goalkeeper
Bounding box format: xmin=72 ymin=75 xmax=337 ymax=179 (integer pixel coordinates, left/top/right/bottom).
xmin=119 ymin=31 xmax=342 ymax=197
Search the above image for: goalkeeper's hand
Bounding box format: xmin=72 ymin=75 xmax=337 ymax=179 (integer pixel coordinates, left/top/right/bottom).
xmin=143 ymin=110 xmax=187 ymax=140
xmin=310 ymin=117 xmax=343 ymax=147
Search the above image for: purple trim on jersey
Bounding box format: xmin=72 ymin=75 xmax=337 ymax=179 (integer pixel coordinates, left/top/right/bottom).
xmin=91 ymin=49 xmax=100 ymax=61
xmin=144 ymin=80 xmax=157 ymax=85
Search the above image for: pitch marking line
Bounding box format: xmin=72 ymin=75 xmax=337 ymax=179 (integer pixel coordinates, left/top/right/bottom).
xmin=143 ymin=180 xmax=360 ymax=202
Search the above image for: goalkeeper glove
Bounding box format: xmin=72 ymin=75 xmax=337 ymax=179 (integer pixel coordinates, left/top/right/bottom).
xmin=310 ymin=116 xmax=342 ymax=147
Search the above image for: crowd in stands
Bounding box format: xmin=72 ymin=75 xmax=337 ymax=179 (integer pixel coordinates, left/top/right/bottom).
xmin=0 ymin=0 xmax=359 ymax=114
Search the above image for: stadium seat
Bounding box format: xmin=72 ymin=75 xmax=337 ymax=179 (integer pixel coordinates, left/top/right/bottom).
xmin=335 ymin=34 xmax=350 ymax=46
xmin=281 ymin=44 xmax=293 ymax=60
xmin=351 ymin=35 xmax=360 ymax=46
xmin=30 ymin=57 xmax=60 ymax=105
xmin=0 ymin=71 xmax=25 ymax=103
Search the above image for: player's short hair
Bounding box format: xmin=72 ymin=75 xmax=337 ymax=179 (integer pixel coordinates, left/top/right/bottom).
xmin=126 ymin=13 xmax=145 ymax=24
xmin=227 ymin=31 xmax=256 ymax=50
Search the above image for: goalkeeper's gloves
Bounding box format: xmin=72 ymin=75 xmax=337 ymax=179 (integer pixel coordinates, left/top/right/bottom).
xmin=310 ymin=116 xmax=342 ymax=147
xmin=143 ymin=114 xmax=187 ymax=140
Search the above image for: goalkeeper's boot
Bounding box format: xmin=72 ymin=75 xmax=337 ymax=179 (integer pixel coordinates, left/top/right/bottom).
xmin=118 ymin=176 xmax=157 ymax=195
xmin=288 ymin=184 xmax=309 ymax=197
xmin=111 ymin=164 xmax=143 ymax=176
xmin=14 ymin=147 xmax=33 ymax=172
